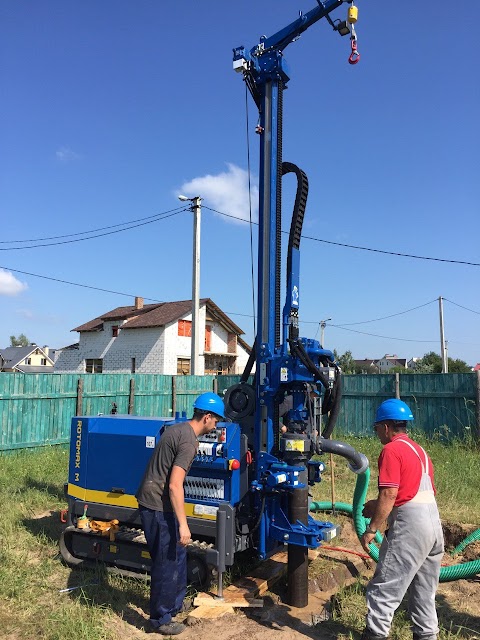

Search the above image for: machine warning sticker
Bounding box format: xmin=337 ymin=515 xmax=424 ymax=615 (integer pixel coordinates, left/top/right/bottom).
xmin=285 ymin=440 xmax=305 ymax=452
xmin=141 ymin=550 xmax=151 ymax=559
xmin=280 ymin=367 xmax=288 ymax=382
xmin=146 ymin=436 xmax=155 ymax=449
xmin=109 ymin=545 xmax=117 ymax=554
xmin=193 ymin=504 xmax=219 ymax=517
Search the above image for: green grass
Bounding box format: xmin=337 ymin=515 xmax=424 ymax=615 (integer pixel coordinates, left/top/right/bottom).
xmin=1 ymin=436 xmax=479 ymax=639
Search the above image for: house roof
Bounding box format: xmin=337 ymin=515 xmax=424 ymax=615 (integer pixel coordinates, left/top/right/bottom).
xmin=14 ymin=365 xmax=56 ymax=374
xmin=0 ymin=345 xmax=54 ymax=370
xmin=73 ymin=298 xmax=245 ymax=337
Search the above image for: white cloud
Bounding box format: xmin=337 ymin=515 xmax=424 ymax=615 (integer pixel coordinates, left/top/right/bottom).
xmin=15 ymin=308 xmax=34 ymax=319
xmin=56 ymin=147 xmax=80 ymax=163
xmin=180 ymin=163 xmax=258 ymax=224
xmin=0 ymin=269 xmax=28 ymax=296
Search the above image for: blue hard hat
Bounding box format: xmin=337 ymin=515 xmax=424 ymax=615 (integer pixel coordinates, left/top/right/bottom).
xmin=375 ymin=399 xmax=414 ymax=423
xmin=193 ymin=392 xmax=225 ymax=419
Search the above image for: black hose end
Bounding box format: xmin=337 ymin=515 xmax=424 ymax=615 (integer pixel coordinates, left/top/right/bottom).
xmin=348 ymin=453 xmax=369 ymax=475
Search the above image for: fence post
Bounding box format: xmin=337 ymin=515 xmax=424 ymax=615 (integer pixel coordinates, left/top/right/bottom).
xmin=76 ymin=378 xmax=83 ymax=416
xmin=395 ymin=373 xmax=400 ymax=399
xmin=476 ymin=370 xmax=480 ymax=440
xmin=213 ymin=377 xmax=218 ymax=394
xmin=128 ymin=378 xmax=135 ymax=414
xmin=172 ymin=375 xmax=177 ymax=416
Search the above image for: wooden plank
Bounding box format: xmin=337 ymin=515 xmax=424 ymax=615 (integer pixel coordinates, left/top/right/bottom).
xmin=193 ymin=594 xmax=263 ymax=608
xmin=187 ymin=604 xmax=235 ymax=620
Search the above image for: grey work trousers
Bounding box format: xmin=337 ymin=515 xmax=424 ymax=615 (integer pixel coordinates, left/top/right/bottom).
xmin=365 ymin=500 xmax=444 ymax=638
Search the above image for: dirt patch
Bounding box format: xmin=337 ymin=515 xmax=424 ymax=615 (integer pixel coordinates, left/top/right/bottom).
xmin=35 ymin=511 xmax=480 ymax=639
xmin=442 ymin=521 xmax=479 ymax=549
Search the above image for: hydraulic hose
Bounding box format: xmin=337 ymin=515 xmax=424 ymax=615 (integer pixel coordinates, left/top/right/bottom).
xmin=316 ymin=437 xmax=369 ymax=475
xmin=310 ymin=468 xmax=480 ymax=582
xmin=321 ymin=372 xmax=342 ymax=439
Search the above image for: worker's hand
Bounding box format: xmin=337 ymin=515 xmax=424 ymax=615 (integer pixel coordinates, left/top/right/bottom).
xmin=361 ymin=531 xmax=376 ymax=553
xmin=362 ymin=500 xmax=377 ymax=519
xmin=178 ymin=523 xmax=192 ymax=546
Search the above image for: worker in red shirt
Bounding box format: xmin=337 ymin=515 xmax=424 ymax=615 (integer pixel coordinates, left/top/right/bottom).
xmin=360 ymin=399 xmax=444 ymax=640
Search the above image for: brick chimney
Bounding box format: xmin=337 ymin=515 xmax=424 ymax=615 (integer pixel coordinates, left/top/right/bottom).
xmin=135 ymin=296 xmax=144 ymax=310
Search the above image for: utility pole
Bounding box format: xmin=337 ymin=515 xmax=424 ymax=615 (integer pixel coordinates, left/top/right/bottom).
xmin=439 ymin=296 xmax=448 ymax=373
xmin=320 ymin=318 xmax=331 ymax=346
xmin=178 ymin=195 xmax=202 ymax=375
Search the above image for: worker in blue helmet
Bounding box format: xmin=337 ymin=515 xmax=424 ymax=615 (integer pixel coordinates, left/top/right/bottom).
xmin=136 ymin=392 xmax=224 ymax=635
xmin=360 ymin=399 xmax=444 ymax=640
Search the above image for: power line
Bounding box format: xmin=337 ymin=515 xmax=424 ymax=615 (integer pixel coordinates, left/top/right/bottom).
xmin=0 ymin=265 xmax=476 ymax=346
xmin=444 ymin=298 xmax=480 ymax=316
xmin=0 ymin=265 xmax=164 ymax=301
xmin=335 ymin=299 xmax=438 ymax=326
xmin=298 ymin=299 xmax=438 ymax=326
xmin=0 ymin=209 xmax=188 ymax=250
xmin=329 ymin=323 xmax=438 ymax=343
xmin=203 ymin=205 xmax=480 ymax=267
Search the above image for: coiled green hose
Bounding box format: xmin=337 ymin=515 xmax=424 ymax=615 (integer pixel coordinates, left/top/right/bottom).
xmin=310 ymin=468 xmax=480 ymax=582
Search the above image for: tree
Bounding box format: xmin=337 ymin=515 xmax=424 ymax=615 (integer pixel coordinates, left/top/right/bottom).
xmin=9 ymin=334 xmax=30 ymax=347
xmin=334 ymin=349 xmax=357 ymax=374
xmin=448 ymin=358 xmax=471 ymax=373
xmin=414 ymin=351 xmax=470 ymax=373
xmin=390 ymin=365 xmax=413 ymax=374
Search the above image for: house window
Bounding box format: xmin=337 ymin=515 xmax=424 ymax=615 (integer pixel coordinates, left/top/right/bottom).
xmin=177 ymin=358 xmax=191 ymax=375
xmin=131 ymin=357 xmax=136 ymax=373
xmin=227 ymin=332 xmax=237 ymax=354
xmin=205 ymin=355 xmax=234 ymax=375
xmin=25 ymin=358 xmax=32 ymax=365
xmin=112 ymin=325 xmax=119 ymax=337
xmin=41 ymin=358 xmax=47 ymax=366
xmin=85 ymin=359 xmax=103 ymax=373
xmin=205 ymin=325 xmax=211 ymax=351
xmin=178 ymin=320 xmax=192 ymax=337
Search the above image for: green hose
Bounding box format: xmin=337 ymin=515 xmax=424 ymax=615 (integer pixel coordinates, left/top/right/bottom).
xmin=310 ymin=468 xmax=480 ymax=582
xmin=452 ymin=528 xmax=480 ymax=556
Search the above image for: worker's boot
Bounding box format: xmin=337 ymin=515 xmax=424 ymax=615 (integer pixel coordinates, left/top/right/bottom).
xmin=148 ymin=621 xmax=185 ymax=635
xmin=360 ymin=628 xmax=388 ymax=640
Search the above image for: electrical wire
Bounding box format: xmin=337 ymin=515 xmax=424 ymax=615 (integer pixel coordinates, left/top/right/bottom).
xmin=444 ymin=299 xmax=480 ymax=316
xmin=0 ymin=209 xmax=188 ymax=250
xmin=300 ymin=299 xmax=438 ymax=326
xmin=0 ymin=206 xmax=187 ymax=244
xmin=1 ymin=263 xmax=477 ymax=346
xmin=329 ymin=323 xmax=438 ymax=343
xmin=203 ymin=206 xmax=480 ymax=267
xmin=0 ymin=265 xmax=164 ymax=301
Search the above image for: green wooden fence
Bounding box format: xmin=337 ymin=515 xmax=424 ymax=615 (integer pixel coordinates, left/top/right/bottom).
xmin=0 ymin=372 xmax=478 ymax=452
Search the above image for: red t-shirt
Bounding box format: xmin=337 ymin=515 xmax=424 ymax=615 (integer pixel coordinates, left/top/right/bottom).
xmin=377 ymin=434 xmax=436 ymax=507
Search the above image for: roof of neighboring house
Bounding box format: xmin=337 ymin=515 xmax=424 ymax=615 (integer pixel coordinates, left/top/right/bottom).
xmin=73 ymin=298 xmax=245 ymax=337
xmin=354 ymin=359 xmax=377 ymax=366
xmin=56 ymin=342 xmax=80 ymax=351
xmin=0 ymin=345 xmax=54 ymax=370
xmin=386 ymin=358 xmax=407 ymax=367
xmin=473 ymin=363 xmax=480 ymax=371
xmin=14 ymin=365 xmax=56 ymax=374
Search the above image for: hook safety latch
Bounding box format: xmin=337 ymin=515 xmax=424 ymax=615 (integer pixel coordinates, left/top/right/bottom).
xmin=348 ymin=38 xmax=360 ymax=65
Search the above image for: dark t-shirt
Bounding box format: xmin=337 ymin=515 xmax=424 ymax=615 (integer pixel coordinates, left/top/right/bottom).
xmin=136 ymin=421 xmax=198 ymax=512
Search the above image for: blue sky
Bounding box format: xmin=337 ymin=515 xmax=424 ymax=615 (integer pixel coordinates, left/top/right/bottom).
xmin=1 ymin=1 xmax=478 ymax=365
